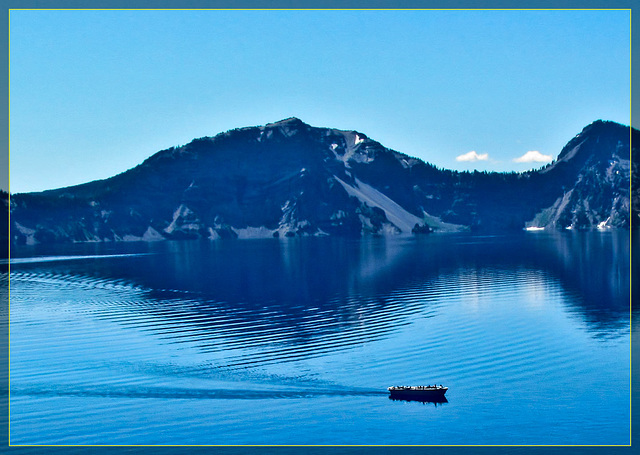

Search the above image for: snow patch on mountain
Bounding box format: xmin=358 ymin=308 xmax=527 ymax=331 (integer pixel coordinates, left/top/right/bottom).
xmin=331 ymin=148 xmax=372 ymax=167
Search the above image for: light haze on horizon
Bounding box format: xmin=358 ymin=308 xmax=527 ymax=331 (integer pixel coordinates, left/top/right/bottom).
xmin=9 ymin=9 xmax=630 ymax=193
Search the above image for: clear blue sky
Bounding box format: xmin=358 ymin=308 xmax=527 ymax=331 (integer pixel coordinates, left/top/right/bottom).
xmin=9 ymin=9 xmax=630 ymax=193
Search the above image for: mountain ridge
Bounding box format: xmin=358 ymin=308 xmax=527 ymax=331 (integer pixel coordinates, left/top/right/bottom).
xmin=7 ymin=118 xmax=638 ymax=245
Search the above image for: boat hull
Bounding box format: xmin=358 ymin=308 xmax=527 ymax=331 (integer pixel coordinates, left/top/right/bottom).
xmin=387 ymin=386 xmax=448 ymax=402
xmin=389 ymin=389 xmax=446 ymax=398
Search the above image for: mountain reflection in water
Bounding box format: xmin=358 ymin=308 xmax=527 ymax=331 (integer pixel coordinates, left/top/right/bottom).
xmin=10 ymin=232 xmax=630 ymax=357
xmin=8 ymin=231 xmax=631 ymax=445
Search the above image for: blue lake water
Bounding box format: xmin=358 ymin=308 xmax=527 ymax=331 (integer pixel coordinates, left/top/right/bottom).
xmin=6 ymin=232 xmax=632 ymax=445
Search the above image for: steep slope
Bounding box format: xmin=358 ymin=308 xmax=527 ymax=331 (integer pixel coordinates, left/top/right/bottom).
xmin=526 ymin=121 xmax=634 ymax=229
xmin=10 ymin=118 xmax=436 ymax=244
xmin=9 ymin=118 xmax=637 ymax=245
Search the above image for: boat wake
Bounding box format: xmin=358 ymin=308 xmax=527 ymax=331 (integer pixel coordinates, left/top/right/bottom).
xmin=11 ymin=385 xmax=388 ymax=401
xmin=4 ymin=253 xmax=152 ymax=265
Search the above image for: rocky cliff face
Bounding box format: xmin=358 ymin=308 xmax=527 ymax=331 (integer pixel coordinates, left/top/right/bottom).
xmin=8 ymin=118 xmax=639 ymax=245
xmin=526 ymin=121 xmax=633 ymax=230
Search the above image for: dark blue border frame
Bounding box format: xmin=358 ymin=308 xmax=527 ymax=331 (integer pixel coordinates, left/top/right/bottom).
xmin=1 ymin=2 xmax=637 ymax=454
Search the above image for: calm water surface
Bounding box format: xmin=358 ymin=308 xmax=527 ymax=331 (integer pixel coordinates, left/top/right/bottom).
xmin=7 ymin=232 xmax=631 ymax=445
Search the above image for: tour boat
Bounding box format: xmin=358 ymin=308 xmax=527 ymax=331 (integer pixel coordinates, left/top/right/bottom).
xmin=387 ymin=385 xmax=448 ymax=400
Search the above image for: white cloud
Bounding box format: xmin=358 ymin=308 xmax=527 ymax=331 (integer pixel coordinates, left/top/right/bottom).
xmin=456 ymin=150 xmax=489 ymax=162
xmin=513 ymin=150 xmax=553 ymax=163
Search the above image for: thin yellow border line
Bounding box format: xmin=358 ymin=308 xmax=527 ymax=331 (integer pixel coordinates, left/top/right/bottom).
xmin=5 ymin=7 xmax=634 ymax=448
